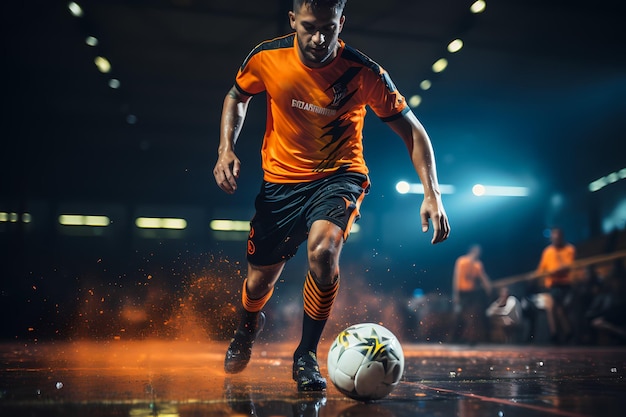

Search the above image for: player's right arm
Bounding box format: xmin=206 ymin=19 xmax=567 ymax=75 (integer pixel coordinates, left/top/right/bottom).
xmin=214 ymin=86 xmax=252 ymax=194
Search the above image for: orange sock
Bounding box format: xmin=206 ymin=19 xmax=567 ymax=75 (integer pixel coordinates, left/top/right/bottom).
xmin=241 ymin=278 xmax=274 ymax=313
xmin=303 ymin=271 xmax=339 ymax=321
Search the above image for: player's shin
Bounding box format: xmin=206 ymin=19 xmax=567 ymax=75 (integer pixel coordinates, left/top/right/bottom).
xmin=296 ymin=271 xmax=339 ymax=356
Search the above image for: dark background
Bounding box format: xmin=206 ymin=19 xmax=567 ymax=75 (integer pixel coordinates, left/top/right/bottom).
xmin=1 ymin=0 xmax=625 ymax=341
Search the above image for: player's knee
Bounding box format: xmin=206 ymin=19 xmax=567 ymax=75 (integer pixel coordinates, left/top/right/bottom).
xmin=308 ymin=240 xmax=338 ymax=264
xmin=308 ymin=246 xmax=340 ymax=285
xmin=246 ymin=263 xmax=283 ymax=298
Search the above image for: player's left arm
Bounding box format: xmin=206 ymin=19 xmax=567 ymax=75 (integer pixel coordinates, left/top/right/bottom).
xmin=387 ymin=110 xmax=450 ymax=244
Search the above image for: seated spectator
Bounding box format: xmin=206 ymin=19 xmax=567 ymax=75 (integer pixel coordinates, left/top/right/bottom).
xmin=486 ymin=287 xmax=523 ymax=344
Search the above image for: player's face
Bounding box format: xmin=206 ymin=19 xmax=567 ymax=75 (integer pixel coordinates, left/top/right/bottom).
xmin=289 ymin=3 xmax=344 ymax=68
xmin=551 ymin=229 xmax=564 ymax=246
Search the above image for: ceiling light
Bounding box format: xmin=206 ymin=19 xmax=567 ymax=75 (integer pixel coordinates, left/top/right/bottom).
xmin=396 ymin=181 xmax=456 ymax=195
xmin=94 ymin=56 xmax=111 ymax=73
xmin=420 ymin=80 xmax=432 ymax=90
xmin=135 ymin=217 xmax=187 ymax=230
xmin=408 ymin=95 xmax=422 ymax=108
xmin=432 ymin=58 xmax=448 ymax=73
xmin=210 ymin=220 xmax=250 ymax=232
xmin=59 ymin=214 xmax=110 ymax=227
xmin=589 ymin=168 xmax=626 ymax=192
xmin=447 ymin=39 xmax=464 ymax=53
xmin=470 ymin=0 xmax=486 ymax=14
xmin=85 ymin=36 xmax=98 ymax=46
xmin=472 ymin=184 xmax=529 ymax=197
xmin=68 ymin=2 xmax=83 ymax=17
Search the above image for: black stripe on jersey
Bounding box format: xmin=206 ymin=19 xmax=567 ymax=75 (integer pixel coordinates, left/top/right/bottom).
xmin=240 ymin=33 xmax=295 ymax=71
xmin=326 ymin=66 xmax=361 ymax=110
xmin=327 ymin=66 xmax=362 ymax=91
xmin=234 ymin=82 xmax=256 ymax=97
xmin=380 ymin=106 xmax=411 ymax=123
xmin=341 ymin=45 xmax=398 ymax=93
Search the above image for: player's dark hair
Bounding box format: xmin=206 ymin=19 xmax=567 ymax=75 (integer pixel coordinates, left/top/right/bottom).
xmin=293 ymin=0 xmax=347 ymax=14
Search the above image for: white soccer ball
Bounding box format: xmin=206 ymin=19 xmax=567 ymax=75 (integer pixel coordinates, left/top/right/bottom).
xmin=327 ymin=323 xmax=405 ymax=401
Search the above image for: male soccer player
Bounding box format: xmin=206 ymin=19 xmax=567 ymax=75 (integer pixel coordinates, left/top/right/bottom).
xmin=213 ymin=0 xmax=450 ymax=391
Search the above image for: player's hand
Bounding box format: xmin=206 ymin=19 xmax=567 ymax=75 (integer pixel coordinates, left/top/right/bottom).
xmin=213 ymin=149 xmax=241 ymax=194
xmin=420 ymin=195 xmax=450 ymax=244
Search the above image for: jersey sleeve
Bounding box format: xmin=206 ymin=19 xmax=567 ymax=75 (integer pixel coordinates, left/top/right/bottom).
xmin=234 ymin=49 xmax=266 ymax=96
xmin=363 ymin=67 xmax=409 ymax=122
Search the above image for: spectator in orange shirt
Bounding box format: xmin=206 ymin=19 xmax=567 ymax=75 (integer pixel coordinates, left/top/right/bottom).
xmin=452 ymin=244 xmax=492 ymax=344
xmin=537 ymin=227 xmax=576 ymax=344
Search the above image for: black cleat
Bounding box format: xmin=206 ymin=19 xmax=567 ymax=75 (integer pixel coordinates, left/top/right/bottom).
xmin=293 ymin=351 xmax=327 ymax=392
xmin=224 ymin=312 xmax=265 ymax=374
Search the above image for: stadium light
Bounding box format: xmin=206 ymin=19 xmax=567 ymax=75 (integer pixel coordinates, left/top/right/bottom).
xmin=432 ymin=58 xmax=448 ymax=73
xmin=59 ymin=214 xmax=110 ymax=227
xmin=472 ymin=184 xmax=529 ymax=197
xmin=210 ymin=219 xmax=359 ymax=234
xmin=470 ymin=0 xmax=486 ymax=14
xmin=94 ymin=56 xmax=111 ymax=73
xmin=135 ymin=217 xmax=187 ymax=230
xmin=396 ymin=181 xmax=455 ymax=195
xmin=68 ymin=2 xmax=83 ymax=17
xmin=589 ymin=168 xmax=626 ymax=192
xmin=447 ymin=39 xmax=464 ymax=53
xmin=210 ymin=220 xmax=250 ymax=232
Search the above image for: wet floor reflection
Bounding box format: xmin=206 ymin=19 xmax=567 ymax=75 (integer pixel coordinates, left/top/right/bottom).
xmin=0 ymin=341 xmax=624 ymax=416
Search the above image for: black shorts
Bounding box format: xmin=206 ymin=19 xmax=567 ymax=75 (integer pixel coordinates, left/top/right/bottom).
xmin=246 ymin=172 xmax=370 ymax=266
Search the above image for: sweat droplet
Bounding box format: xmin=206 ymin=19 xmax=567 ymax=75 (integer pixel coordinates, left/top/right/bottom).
xmin=55 ymin=382 xmax=63 ymax=389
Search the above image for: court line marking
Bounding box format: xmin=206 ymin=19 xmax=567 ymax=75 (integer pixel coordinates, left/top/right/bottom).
xmin=412 ymin=382 xmax=591 ymax=417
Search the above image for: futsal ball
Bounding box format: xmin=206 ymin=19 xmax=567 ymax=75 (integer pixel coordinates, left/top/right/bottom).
xmin=327 ymin=323 xmax=405 ymax=401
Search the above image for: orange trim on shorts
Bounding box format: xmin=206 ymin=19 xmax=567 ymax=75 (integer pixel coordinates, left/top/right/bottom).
xmin=343 ymin=176 xmax=369 ymax=241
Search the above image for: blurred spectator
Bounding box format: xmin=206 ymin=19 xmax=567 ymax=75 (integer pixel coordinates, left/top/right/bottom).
xmin=585 ymin=260 xmax=626 ymax=344
xmin=452 ymin=244 xmax=492 ymax=344
xmin=486 ymin=286 xmax=522 ymax=344
xmin=536 ymin=227 xmax=576 ymax=344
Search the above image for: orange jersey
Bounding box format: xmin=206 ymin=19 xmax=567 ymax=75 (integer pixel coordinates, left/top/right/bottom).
xmin=537 ymin=244 xmax=576 ymax=287
xmin=454 ymin=255 xmax=485 ymax=292
xmin=235 ymin=33 xmax=409 ymax=183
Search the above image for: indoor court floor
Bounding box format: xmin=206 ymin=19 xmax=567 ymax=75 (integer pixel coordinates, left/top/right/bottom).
xmin=0 ymin=340 xmax=624 ymax=417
